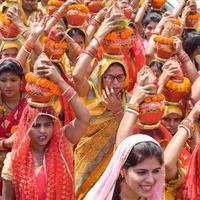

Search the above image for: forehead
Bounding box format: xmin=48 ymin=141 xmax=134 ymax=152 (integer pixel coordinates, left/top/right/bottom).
xmin=0 ymin=72 xmax=20 ymax=78
xmin=132 ymin=157 xmax=161 ymax=170
xmin=165 ymin=113 xmax=182 ymax=119
xmin=2 ymin=48 xmax=18 ymax=54
xmin=35 ymin=115 xmax=53 ymax=123
xmin=104 ymin=64 xmax=125 ymax=75
xmin=146 ymin=21 xmax=158 ymax=28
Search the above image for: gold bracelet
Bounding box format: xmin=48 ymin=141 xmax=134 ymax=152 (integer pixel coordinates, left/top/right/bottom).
xmin=126 ymin=103 xmax=139 ymax=112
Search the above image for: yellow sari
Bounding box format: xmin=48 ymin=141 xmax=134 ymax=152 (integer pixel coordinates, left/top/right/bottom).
xmin=75 ymin=54 xmax=130 ymax=199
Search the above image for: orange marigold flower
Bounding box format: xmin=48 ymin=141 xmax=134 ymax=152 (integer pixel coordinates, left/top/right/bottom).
xmin=48 ymin=0 xmax=64 ymax=7
xmin=68 ymin=4 xmax=89 ymax=13
xmin=11 ymin=125 xmax=18 ymax=134
xmin=165 ymin=77 xmax=190 ymax=92
xmin=187 ymin=12 xmax=200 ymax=20
xmin=25 ymin=72 xmax=62 ymax=96
xmin=154 ymin=35 xmax=174 ymax=45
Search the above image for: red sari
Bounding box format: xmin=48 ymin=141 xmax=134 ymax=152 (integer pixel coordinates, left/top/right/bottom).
xmin=0 ymin=98 xmax=27 ymax=195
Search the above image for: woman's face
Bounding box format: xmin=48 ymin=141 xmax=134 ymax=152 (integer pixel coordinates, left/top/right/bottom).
xmin=123 ymin=156 xmax=162 ymax=198
xmin=162 ymin=113 xmax=182 ymax=135
xmin=1 ymin=48 xmax=18 ymax=59
xmin=0 ymin=72 xmax=21 ymax=98
xmin=102 ymin=64 xmax=126 ymax=95
xmin=150 ymin=64 xmax=162 ymax=78
xmin=144 ymin=21 xmax=158 ymax=41
xmin=71 ymin=34 xmax=85 ymax=49
xmin=22 ymin=0 xmax=37 ymax=12
xmin=29 ymin=115 xmax=54 ymax=147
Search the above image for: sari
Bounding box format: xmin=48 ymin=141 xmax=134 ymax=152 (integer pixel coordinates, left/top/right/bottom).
xmin=84 ymin=134 xmax=164 ymax=200
xmin=2 ymin=104 xmax=75 ymax=200
xmin=176 ymin=143 xmax=200 ymax=200
xmin=75 ymin=54 xmax=130 ymax=199
xmin=0 ymin=98 xmax=27 ymax=195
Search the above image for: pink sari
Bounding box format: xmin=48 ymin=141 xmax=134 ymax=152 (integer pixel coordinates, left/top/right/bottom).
xmin=84 ymin=134 xmax=164 ymax=200
xmin=36 ymin=167 xmax=46 ymax=200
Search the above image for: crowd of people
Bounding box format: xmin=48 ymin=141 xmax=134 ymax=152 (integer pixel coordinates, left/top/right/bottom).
xmin=0 ymin=0 xmax=199 ymax=199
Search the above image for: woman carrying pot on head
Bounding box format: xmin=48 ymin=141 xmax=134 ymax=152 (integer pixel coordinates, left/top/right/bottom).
xmin=2 ymin=53 xmax=90 ymax=200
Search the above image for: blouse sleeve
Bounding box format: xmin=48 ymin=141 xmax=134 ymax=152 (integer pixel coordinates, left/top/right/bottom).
xmin=2 ymin=152 xmax=12 ymax=181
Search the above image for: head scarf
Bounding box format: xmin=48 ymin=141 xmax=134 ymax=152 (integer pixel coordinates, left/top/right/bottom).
xmin=86 ymin=54 xmax=129 ymax=115
xmin=11 ymin=104 xmax=75 ymax=200
xmin=84 ymin=134 xmax=164 ymax=200
xmin=0 ymin=39 xmax=22 ymax=53
xmin=164 ymin=104 xmax=183 ymax=118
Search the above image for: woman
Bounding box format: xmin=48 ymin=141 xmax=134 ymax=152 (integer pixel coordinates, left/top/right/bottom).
xmin=0 ymin=40 xmax=22 ymax=59
xmin=142 ymin=11 xmax=162 ymax=48
xmin=183 ymin=31 xmax=200 ymax=71
xmin=84 ymin=134 xmax=164 ymax=200
xmin=162 ymin=104 xmax=183 ymax=136
xmin=72 ymin=11 xmax=132 ymax=198
xmin=2 ymin=53 xmax=90 ymax=199
xmin=0 ymin=58 xmax=27 ymax=196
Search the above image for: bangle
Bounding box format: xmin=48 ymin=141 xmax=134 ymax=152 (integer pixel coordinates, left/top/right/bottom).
xmin=22 ymin=46 xmax=31 ymax=55
xmin=178 ymin=50 xmax=190 ymax=63
xmin=52 ymin=11 xmax=63 ymax=22
xmin=126 ymin=103 xmax=139 ymax=112
xmin=24 ymin=40 xmax=34 ymax=52
xmin=83 ymin=45 xmax=98 ymax=58
xmin=178 ymin=118 xmax=195 ymax=138
xmin=62 ymin=86 xmax=77 ymax=102
xmin=125 ymin=106 xmax=139 ymax=115
xmin=90 ymin=18 xmax=101 ymax=28
xmin=93 ymin=36 xmax=101 ymax=47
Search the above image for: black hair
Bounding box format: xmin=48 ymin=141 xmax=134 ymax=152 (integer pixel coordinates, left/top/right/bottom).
xmin=109 ymin=62 xmax=126 ymax=75
xmin=67 ymin=28 xmax=86 ymax=43
xmin=0 ymin=59 xmax=24 ymax=78
xmin=183 ymin=31 xmax=200 ymax=56
xmin=142 ymin=11 xmax=162 ymax=28
xmin=149 ymin=60 xmax=163 ymax=72
xmin=112 ymin=141 xmax=163 ymax=200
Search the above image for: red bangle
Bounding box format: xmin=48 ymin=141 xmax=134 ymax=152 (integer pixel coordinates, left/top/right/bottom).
xmin=24 ymin=41 xmax=34 ymax=52
xmin=62 ymin=86 xmax=77 ymax=102
xmin=90 ymin=18 xmax=101 ymax=27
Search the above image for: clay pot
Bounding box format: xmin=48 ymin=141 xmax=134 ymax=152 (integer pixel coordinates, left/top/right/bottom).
xmin=124 ymin=6 xmax=132 ymax=19
xmin=151 ymin=0 xmax=166 ymax=10
xmin=0 ymin=24 xmax=20 ymax=38
xmin=155 ymin=43 xmax=174 ymax=59
xmin=66 ymin=10 xmax=86 ymax=26
xmin=186 ymin=18 xmax=199 ymax=29
xmin=88 ymin=1 xmax=104 ymax=13
xmin=139 ymin=101 xmax=165 ymax=125
xmin=163 ymin=89 xmax=185 ymax=102
xmin=26 ymin=83 xmax=53 ymax=103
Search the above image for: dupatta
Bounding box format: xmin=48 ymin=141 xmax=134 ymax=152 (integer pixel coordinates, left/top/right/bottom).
xmin=84 ymin=134 xmax=164 ymax=200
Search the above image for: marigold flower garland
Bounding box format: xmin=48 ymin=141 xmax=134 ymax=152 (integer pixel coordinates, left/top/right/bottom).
xmin=25 ymin=72 xmax=62 ymax=96
xmin=105 ymin=27 xmax=133 ymax=42
xmin=47 ymin=0 xmax=64 ymax=7
xmin=43 ymin=37 xmax=67 ymax=49
xmin=0 ymin=14 xmax=20 ymax=38
xmin=154 ymin=35 xmax=174 ymax=45
xmin=165 ymin=77 xmax=190 ymax=92
xmin=67 ymin=4 xmax=89 ymax=13
xmin=187 ymin=12 xmax=200 ymax=20
xmin=143 ymin=94 xmax=165 ymax=103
